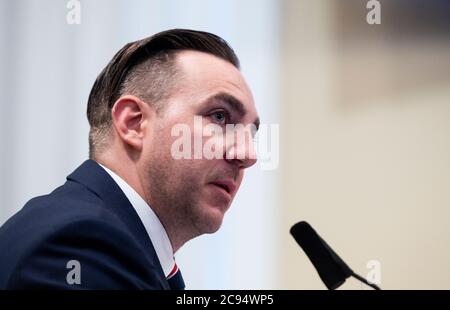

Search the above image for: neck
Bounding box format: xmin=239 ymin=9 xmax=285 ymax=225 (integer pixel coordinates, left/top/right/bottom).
xmin=155 ymin=216 xmax=200 ymax=253
xmin=95 ymin=151 xmax=196 ymax=254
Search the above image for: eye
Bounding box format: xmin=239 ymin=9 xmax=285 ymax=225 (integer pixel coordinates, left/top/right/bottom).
xmin=210 ymin=110 xmax=229 ymax=125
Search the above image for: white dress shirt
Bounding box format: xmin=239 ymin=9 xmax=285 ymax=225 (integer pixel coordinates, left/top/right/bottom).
xmin=99 ymin=163 xmax=175 ymax=277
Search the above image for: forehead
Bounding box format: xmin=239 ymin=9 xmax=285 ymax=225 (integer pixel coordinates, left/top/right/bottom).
xmin=174 ymin=50 xmax=256 ymax=114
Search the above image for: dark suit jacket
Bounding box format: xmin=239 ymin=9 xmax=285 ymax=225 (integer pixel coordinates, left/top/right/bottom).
xmin=0 ymin=160 xmax=171 ymax=289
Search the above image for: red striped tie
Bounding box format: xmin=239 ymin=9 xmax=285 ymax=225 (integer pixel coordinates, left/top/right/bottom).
xmin=167 ymin=263 xmax=185 ymax=290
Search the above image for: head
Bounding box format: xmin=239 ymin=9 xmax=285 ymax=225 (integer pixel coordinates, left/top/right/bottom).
xmin=87 ymin=29 xmax=259 ymax=250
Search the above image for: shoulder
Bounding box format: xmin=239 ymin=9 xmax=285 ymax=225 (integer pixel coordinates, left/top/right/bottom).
xmin=2 ymin=216 xmax=165 ymax=289
xmin=0 ymin=181 xmax=165 ymax=289
xmin=0 ymin=180 xmax=117 ymax=248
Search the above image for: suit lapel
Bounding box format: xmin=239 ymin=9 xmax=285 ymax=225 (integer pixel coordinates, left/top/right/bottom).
xmin=67 ymin=160 xmax=170 ymax=289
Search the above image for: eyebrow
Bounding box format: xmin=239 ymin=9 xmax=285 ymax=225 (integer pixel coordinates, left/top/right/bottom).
xmin=206 ymin=92 xmax=260 ymax=130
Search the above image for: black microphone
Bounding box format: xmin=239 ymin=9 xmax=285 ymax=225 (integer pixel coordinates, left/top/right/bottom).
xmin=290 ymin=221 xmax=381 ymax=290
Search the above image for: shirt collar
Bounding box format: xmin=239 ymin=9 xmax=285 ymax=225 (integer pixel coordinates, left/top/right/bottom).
xmin=98 ymin=163 xmax=175 ymax=277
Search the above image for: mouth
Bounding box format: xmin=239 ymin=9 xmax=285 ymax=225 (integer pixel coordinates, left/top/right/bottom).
xmin=210 ymin=180 xmax=236 ymax=197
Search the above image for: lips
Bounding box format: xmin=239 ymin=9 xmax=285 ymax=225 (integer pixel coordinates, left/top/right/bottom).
xmin=210 ymin=179 xmax=236 ymax=196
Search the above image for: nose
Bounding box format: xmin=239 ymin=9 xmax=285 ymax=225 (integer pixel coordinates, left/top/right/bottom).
xmin=224 ymin=126 xmax=257 ymax=169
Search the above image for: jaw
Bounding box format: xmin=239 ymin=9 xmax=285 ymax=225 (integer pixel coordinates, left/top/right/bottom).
xmin=189 ymin=197 xmax=230 ymax=235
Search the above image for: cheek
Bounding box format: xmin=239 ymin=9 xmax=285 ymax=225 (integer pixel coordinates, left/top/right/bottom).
xmin=151 ymin=124 xmax=183 ymax=159
xmin=149 ymin=120 xmax=219 ymax=187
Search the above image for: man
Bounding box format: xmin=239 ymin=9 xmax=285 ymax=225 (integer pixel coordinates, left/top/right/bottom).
xmin=0 ymin=29 xmax=259 ymax=289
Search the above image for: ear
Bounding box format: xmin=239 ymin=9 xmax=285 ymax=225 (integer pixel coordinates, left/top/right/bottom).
xmin=111 ymin=95 xmax=152 ymax=151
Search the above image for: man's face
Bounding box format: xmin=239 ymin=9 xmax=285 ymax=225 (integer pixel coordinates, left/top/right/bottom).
xmin=142 ymin=50 xmax=259 ymax=238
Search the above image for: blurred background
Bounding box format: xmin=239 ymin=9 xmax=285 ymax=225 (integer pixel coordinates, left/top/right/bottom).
xmin=1 ymin=0 xmax=449 ymax=289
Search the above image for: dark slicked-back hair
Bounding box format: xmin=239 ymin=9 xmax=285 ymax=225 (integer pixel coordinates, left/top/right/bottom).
xmin=87 ymin=29 xmax=240 ymax=159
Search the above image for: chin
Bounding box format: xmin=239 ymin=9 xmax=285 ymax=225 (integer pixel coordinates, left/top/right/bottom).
xmin=196 ymin=203 xmax=227 ymax=234
xmin=203 ymin=223 xmax=222 ymax=234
